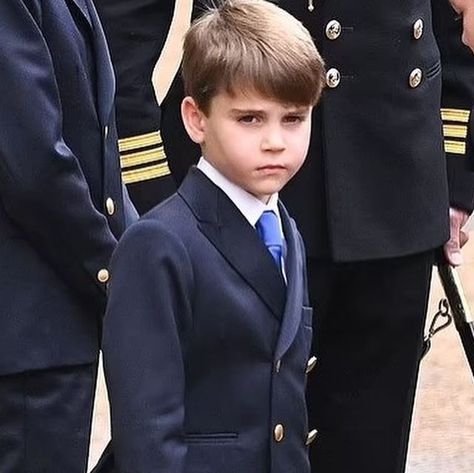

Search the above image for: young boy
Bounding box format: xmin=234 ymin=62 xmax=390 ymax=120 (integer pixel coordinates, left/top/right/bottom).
xmin=98 ymin=1 xmax=325 ymax=472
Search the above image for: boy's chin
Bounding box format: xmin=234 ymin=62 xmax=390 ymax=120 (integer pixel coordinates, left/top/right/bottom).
xmin=248 ymin=185 xmax=286 ymax=202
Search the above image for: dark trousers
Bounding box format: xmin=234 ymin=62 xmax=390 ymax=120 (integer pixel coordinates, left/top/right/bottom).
xmin=307 ymin=251 xmax=434 ymax=473
xmin=0 ymin=363 xmax=97 ymax=473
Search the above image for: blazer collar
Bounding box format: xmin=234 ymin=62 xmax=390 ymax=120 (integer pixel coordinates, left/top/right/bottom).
xmin=178 ymin=167 xmax=287 ymax=319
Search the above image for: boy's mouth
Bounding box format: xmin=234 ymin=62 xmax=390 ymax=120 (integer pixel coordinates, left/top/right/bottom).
xmin=257 ymin=164 xmax=286 ymax=171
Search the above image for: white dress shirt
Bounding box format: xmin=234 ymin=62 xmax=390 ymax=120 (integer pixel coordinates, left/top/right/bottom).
xmin=197 ymin=157 xmax=287 ymax=278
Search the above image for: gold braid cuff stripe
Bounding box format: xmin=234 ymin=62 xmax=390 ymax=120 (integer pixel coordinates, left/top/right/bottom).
xmin=443 ymin=124 xmax=468 ymax=139
xmin=120 ymin=147 xmax=166 ymax=169
xmin=441 ymin=108 xmax=471 ymax=123
xmin=118 ymin=131 xmax=162 ymax=153
xmin=444 ymin=140 xmax=466 ymax=155
xmin=122 ymin=162 xmax=171 ymax=184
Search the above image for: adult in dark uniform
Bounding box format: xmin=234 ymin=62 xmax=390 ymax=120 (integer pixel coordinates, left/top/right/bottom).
xmin=275 ymin=1 xmax=474 ymax=473
xmin=156 ymin=1 xmax=474 ymax=472
xmin=0 ymin=1 xmax=136 ymax=471
xmin=95 ymin=0 xmax=179 ymax=214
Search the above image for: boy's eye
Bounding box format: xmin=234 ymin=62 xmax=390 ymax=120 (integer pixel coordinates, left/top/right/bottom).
xmin=283 ymin=114 xmax=305 ymax=124
xmin=238 ymin=115 xmax=260 ymax=124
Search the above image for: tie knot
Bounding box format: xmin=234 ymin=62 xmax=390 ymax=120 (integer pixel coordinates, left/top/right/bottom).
xmin=256 ymin=211 xmax=281 ymax=247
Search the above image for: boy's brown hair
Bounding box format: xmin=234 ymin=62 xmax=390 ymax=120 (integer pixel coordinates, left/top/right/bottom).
xmin=182 ymin=0 xmax=325 ymax=114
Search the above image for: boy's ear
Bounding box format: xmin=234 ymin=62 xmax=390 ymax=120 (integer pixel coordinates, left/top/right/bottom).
xmin=181 ymin=96 xmax=206 ymax=144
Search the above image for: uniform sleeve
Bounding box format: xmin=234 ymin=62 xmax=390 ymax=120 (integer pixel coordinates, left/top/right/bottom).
xmin=433 ymin=0 xmax=474 ymax=212
xmin=103 ymin=219 xmax=193 ymax=473
xmin=95 ymin=0 xmax=177 ymax=213
xmin=0 ymin=0 xmax=116 ymax=304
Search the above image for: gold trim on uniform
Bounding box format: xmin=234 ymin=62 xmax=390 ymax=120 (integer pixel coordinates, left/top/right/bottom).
xmin=122 ymin=162 xmax=171 ymax=185
xmin=120 ymin=147 xmax=167 ymax=169
xmin=444 ymin=140 xmax=466 ymax=155
xmin=118 ymin=131 xmax=162 ymax=152
xmin=119 ymin=130 xmax=172 ymax=182
xmin=443 ymin=124 xmax=468 ymax=139
xmin=441 ymin=108 xmax=471 ymax=124
xmin=441 ymin=109 xmax=470 ymax=155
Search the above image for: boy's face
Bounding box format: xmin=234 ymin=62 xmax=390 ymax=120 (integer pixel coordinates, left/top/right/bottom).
xmin=182 ymin=90 xmax=313 ymax=203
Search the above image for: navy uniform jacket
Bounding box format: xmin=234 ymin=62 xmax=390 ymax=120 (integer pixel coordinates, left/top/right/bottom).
xmin=0 ymin=0 xmax=136 ymax=376
xmin=159 ymin=0 xmax=474 ymax=262
xmin=277 ymin=0 xmax=474 ymax=261
xmin=95 ymin=0 xmax=177 ymax=214
xmin=97 ymin=167 xmax=314 ymax=473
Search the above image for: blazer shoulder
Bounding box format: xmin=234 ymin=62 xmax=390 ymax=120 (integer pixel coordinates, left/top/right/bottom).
xmin=114 ymin=206 xmax=189 ymax=265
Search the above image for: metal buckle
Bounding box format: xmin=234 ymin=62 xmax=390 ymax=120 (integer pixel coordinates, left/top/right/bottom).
xmin=421 ymin=299 xmax=453 ymax=359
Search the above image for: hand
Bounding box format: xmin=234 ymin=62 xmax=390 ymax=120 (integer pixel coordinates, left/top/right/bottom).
xmin=443 ymin=207 xmax=470 ymax=266
xmin=450 ymin=0 xmax=474 ymax=53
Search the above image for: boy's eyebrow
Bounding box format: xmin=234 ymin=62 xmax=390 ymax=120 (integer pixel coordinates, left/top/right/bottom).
xmin=230 ymin=108 xmax=266 ymax=114
xmin=229 ymin=106 xmax=310 ymax=114
xmin=285 ymin=107 xmax=311 ymax=113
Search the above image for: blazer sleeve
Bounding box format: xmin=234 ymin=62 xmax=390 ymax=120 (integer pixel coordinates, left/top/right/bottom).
xmin=0 ymin=1 xmax=117 ymax=304
xmin=102 ymin=219 xmax=193 ymax=473
xmin=433 ymin=0 xmax=474 ymax=212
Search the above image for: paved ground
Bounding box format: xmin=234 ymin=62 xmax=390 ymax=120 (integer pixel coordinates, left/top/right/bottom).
xmin=88 ymin=237 xmax=474 ymax=472
xmin=406 ymin=238 xmax=474 ymax=473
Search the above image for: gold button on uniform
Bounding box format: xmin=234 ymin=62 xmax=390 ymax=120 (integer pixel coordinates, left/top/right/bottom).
xmin=326 ymin=68 xmax=341 ymax=88
xmin=106 ymin=197 xmax=115 ymax=216
xmin=97 ymin=269 xmax=110 ymax=283
xmin=413 ymin=19 xmax=424 ymax=40
xmin=274 ymin=424 xmax=285 ymax=442
xmin=306 ymin=429 xmax=318 ymax=446
xmin=306 ymin=356 xmax=318 ymax=374
xmin=325 ymin=20 xmax=342 ymax=40
xmin=409 ymin=68 xmax=423 ymax=88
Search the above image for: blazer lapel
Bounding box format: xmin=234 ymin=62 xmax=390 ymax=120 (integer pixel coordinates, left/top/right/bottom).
xmin=67 ymin=0 xmax=92 ymax=28
xmin=178 ymin=168 xmax=286 ymax=319
xmin=274 ymin=203 xmax=306 ymax=360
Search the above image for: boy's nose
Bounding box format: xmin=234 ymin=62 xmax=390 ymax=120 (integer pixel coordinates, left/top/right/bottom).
xmin=261 ymin=127 xmax=286 ymax=151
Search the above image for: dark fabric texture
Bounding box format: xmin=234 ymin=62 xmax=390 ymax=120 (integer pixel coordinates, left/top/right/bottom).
xmin=0 ymin=0 xmax=136 ymax=376
xmin=0 ymin=363 xmax=97 ymax=473
xmin=305 ymin=252 xmax=434 ymax=473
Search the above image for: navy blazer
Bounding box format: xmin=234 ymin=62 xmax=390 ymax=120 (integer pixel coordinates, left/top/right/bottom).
xmin=97 ymin=167 xmax=313 ymax=473
xmin=0 ymin=0 xmax=136 ymax=375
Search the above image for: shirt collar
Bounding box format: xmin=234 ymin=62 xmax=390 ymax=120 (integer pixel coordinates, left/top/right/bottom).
xmin=197 ymin=157 xmax=281 ymax=228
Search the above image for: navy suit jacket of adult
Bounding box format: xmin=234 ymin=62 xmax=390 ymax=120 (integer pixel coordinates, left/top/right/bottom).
xmin=98 ymin=167 xmax=314 ymax=473
xmin=0 ymin=0 xmax=136 ymax=376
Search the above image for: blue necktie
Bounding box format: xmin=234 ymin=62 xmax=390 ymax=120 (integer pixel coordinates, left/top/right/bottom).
xmin=256 ymin=210 xmax=283 ymax=269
